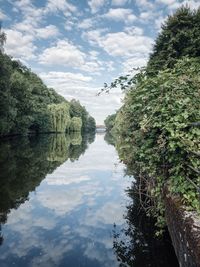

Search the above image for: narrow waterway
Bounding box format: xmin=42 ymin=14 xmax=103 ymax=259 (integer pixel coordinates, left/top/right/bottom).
xmin=0 ymin=133 xmax=178 ymax=267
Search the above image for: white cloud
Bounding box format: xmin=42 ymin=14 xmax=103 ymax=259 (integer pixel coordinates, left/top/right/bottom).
xmin=124 ymin=25 xmax=144 ymax=35
xmin=46 ymin=174 xmax=91 ymax=186
xmin=13 ymin=0 xmax=32 ymax=9
xmin=140 ymin=11 xmax=153 ymax=20
xmin=14 ymin=22 xmax=60 ymax=39
xmin=112 ymin=0 xmax=130 ymax=6
xmin=89 ymin=50 xmax=100 ymax=59
xmin=0 ymin=9 xmax=8 ymax=20
xmin=39 ymin=41 xmax=103 ymax=74
xmin=122 ymin=56 xmax=147 ymax=73
xmin=104 ymin=60 xmax=115 ymax=72
xmin=82 ymin=61 xmax=103 ymax=74
xmin=84 ymin=30 xmax=153 ymax=58
xmin=157 ymin=0 xmax=176 ymax=4
xmin=12 ymin=0 xmax=77 ymax=29
xmin=39 ymin=40 xmax=85 ymax=67
xmin=184 ymin=0 xmax=200 ymax=9
xmin=85 ymin=201 xmax=125 ymax=226
xmin=103 ymin=8 xmax=137 ymax=23
xmin=156 ymin=0 xmax=200 ymax=9
xmin=79 ymin=18 xmax=95 ymax=29
xmin=136 ymin=0 xmax=154 ymax=9
xmin=154 ymin=16 xmax=167 ymax=30
xmin=64 ymin=19 xmax=76 ymax=31
xmin=44 ymin=0 xmax=77 ymax=15
xmin=88 ymin=0 xmax=106 ymax=13
xmin=36 ymin=25 xmax=60 ymax=39
xmin=14 ymin=21 xmax=35 ymax=32
xmin=4 ymin=29 xmax=36 ymax=60
xmin=82 ymin=28 xmax=107 ymax=46
xmin=38 ymin=189 xmax=84 ymax=216
xmin=40 ymin=71 xmax=93 ymax=85
xmin=13 ymin=0 xmax=43 ymax=26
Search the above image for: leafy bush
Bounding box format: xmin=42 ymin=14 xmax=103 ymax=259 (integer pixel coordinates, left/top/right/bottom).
xmin=114 ymin=58 xmax=200 ymax=228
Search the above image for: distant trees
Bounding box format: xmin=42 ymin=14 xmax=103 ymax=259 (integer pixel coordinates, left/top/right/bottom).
xmin=104 ymin=113 xmax=117 ymax=132
xmin=0 ymin=31 xmax=96 ymax=136
xmin=86 ymin=116 xmax=96 ymax=132
xmin=69 ymin=99 xmax=96 ymax=132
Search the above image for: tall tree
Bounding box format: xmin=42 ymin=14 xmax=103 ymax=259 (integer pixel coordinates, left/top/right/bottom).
xmin=147 ymin=6 xmax=200 ymax=74
xmin=0 ymin=23 xmax=6 ymax=52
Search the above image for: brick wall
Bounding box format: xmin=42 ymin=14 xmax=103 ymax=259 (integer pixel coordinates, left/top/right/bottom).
xmin=164 ymin=189 xmax=200 ymax=267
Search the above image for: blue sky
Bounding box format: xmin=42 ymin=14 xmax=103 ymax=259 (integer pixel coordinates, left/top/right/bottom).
xmin=1 ymin=0 xmax=199 ymax=123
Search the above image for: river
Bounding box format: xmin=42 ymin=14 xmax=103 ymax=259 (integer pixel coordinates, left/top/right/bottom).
xmin=0 ymin=133 xmax=179 ymax=267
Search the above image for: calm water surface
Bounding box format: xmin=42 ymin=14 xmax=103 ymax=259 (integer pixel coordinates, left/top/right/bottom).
xmin=0 ymin=133 xmax=178 ymax=267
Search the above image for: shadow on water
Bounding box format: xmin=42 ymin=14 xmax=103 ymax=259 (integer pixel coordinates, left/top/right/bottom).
xmin=0 ymin=132 xmax=95 ymax=245
xmin=104 ymin=134 xmax=179 ymax=267
xmin=112 ymin=182 xmax=179 ymax=267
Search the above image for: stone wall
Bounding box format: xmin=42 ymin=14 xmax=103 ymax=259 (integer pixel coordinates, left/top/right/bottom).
xmin=164 ymin=189 xmax=200 ymax=267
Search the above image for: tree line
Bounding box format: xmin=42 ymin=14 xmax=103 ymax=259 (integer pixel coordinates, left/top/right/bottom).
xmin=0 ymin=31 xmax=96 ymax=137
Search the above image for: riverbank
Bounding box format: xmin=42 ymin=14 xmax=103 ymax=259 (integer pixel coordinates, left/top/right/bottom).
xmin=164 ymin=188 xmax=200 ymax=267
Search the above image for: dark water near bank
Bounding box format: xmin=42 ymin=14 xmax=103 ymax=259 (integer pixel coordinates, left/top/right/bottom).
xmin=0 ymin=133 xmax=179 ymax=267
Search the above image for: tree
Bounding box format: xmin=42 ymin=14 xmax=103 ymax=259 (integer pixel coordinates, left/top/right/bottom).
xmin=70 ymin=117 xmax=82 ymax=132
xmin=48 ymin=102 xmax=71 ymax=133
xmin=0 ymin=35 xmax=94 ymax=136
xmin=147 ymin=6 xmax=200 ymax=74
xmin=10 ymin=71 xmax=34 ymax=134
xmin=104 ymin=113 xmax=117 ymax=132
xmin=86 ymin=116 xmax=96 ymax=132
xmin=69 ymin=99 xmax=96 ymax=132
xmin=0 ymin=23 xmax=6 ymax=52
xmin=0 ymin=53 xmax=16 ymax=135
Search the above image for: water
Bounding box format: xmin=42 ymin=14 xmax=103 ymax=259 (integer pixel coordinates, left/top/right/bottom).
xmin=0 ymin=133 xmax=179 ymax=267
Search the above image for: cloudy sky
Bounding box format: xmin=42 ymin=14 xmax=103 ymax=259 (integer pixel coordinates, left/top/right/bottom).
xmin=1 ymin=0 xmax=199 ymax=123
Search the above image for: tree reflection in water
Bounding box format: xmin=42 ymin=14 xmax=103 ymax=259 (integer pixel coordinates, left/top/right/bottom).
xmin=0 ymin=132 xmax=95 ymax=246
xmin=113 ymin=180 xmax=179 ymax=267
xmin=104 ymin=135 xmax=179 ymax=267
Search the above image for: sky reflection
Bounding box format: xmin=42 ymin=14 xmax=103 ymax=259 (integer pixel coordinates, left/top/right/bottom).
xmin=0 ymin=134 xmax=130 ymax=267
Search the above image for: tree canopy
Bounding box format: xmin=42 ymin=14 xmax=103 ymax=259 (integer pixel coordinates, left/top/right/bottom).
xmin=147 ymin=6 xmax=200 ymax=74
xmin=0 ymin=42 xmax=96 ymax=136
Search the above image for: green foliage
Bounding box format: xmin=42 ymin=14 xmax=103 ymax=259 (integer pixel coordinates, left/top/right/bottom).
xmin=70 ymin=117 xmax=82 ymax=132
xmin=86 ymin=116 xmax=96 ymax=132
xmin=103 ymin=6 xmax=200 ymax=232
xmin=104 ymin=113 xmax=117 ymax=132
xmin=48 ymin=102 xmax=71 ymax=133
xmin=0 ymin=42 xmax=95 ymax=136
xmin=0 ymin=52 xmax=16 ymax=134
xmin=147 ymin=6 xmax=200 ymax=74
xmin=114 ymin=58 xmax=200 ymax=227
xmin=69 ymin=99 xmax=96 ymax=132
xmin=10 ymin=70 xmax=34 ymax=134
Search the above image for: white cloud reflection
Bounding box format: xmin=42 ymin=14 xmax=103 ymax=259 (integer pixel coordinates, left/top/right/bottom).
xmin=0 ymin=135 xmax=130 ymax=267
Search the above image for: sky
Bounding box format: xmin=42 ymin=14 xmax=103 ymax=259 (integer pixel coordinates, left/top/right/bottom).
xmin=0 ymin=0 xmax=200 ymax=124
